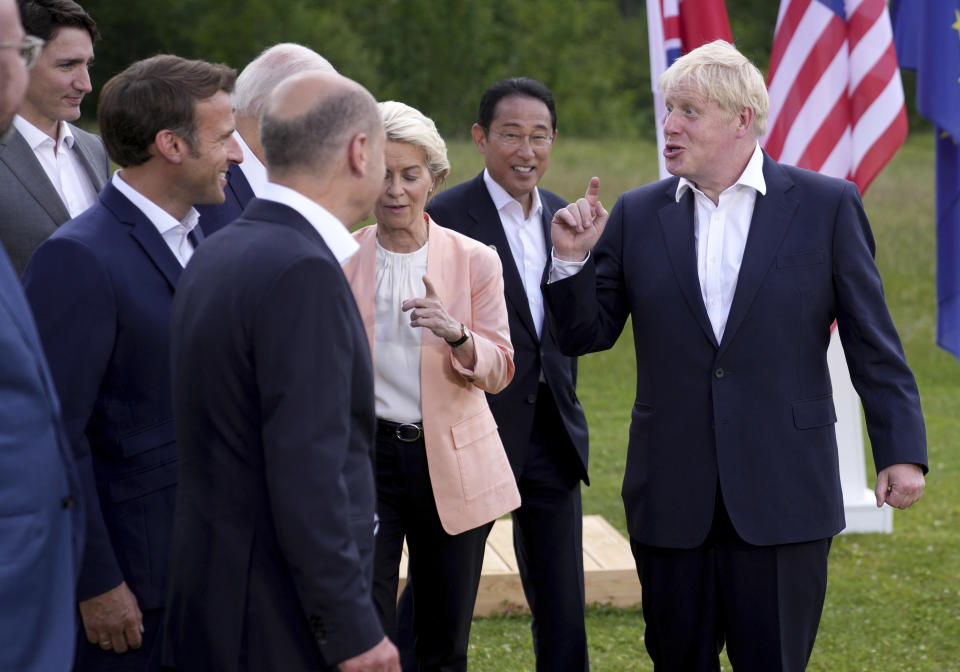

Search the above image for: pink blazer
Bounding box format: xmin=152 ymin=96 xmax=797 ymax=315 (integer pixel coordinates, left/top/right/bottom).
xmin=344 ymin=218 xmax=521 ymax=535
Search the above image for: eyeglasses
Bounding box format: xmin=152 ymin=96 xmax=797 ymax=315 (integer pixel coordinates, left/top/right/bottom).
xmin=0 ymin=35 xmax=45 ymax=70
xmin=492 ymin=130 xmax=554 ymax=149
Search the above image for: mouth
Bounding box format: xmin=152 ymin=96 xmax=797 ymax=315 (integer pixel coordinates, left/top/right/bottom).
xmin=64 ymin=96 xmax=84 ymax=106
xmin=382 ymin=204 xmax=407 ymax=213
xmin=512 ymin=166 xmax=535 ymax=175
xmin=663 ymin=144 xmax=683 ymax=159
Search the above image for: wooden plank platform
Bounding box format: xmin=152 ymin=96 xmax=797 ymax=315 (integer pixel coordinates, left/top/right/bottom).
xmin=398 ymin=515 xmax=641 ymax=616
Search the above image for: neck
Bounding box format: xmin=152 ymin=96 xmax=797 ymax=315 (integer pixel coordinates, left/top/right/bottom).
xmin=118 ymin=165 xmax=191 ymax=221
xmin=270 ymin=171 xmax=352 ymax=229
xmin=235 ymin=116 xmax=264 ymax=164
xmin=377 ymin=217 xmax=428 ymax=253
xmin=20 ymin=106 xmax=60 ymax=141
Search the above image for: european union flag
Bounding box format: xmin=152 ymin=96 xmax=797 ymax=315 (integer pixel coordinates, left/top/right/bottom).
xmin=892 ymin=0 xmax=960 ymax=360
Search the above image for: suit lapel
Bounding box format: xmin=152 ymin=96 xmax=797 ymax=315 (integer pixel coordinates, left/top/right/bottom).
xmin=465 ymin=175 xmax=540 ymax=342
xmin=0 ymin=129 xmax=71 ymax=223
xmin=100 ymin=182 xmax=183 ymax=291
xmin=718 ymin=155 xmax=797 ymax=355
xmin=70 ymin=125 xmax=108 ymax=191
xmin=660 ymin=187 xmax=718 ymax=348
xmin=344 ymin=226 xmax=378 ymax=359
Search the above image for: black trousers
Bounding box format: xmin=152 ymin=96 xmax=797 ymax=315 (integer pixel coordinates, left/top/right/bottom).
xmin=372 ymin=420 xmax=490 ymax=672
xmin=510 ymin=383 xmax=588 ymax=672
xmin=630 ymin=490 xmax=831 ymax=672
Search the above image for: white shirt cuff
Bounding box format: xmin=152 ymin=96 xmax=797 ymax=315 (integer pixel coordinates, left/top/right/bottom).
xmin=548 ymin=249 xmax=589 ymax=283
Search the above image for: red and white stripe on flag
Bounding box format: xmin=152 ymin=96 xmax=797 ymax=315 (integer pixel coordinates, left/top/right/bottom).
xmin=763 ymin=0 xmax=907 ymax=194
xmin=647 ymin=0 xmax=732 ymax=178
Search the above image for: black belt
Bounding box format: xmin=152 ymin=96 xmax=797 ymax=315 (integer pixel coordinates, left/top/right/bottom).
xmin=377 ymin=419 xmax=424 ymax=443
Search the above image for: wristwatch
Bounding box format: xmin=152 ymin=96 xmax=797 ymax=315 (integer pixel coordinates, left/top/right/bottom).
xmin=446 ymin=323 xmax=471 ymax=347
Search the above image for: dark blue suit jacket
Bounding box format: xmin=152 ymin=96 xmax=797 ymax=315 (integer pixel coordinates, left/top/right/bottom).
xmin=544 ymin=154 xmax=927 ymax=548
xmin=194 ymin=163 xmax=254 ymax=236
xmin=0 ymin=245 xmax=83 ymax=670
xmin=23 ymin=181 xmax=183 ymax=608
xmin=164 ymin=199 xmax=383 ymax=670
xmin=428 ymin=173 xmax=589 ymax=481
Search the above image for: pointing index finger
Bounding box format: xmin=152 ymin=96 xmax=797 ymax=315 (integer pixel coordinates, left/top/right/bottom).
xmin=585 ymin=176 xmax=601 ymax=206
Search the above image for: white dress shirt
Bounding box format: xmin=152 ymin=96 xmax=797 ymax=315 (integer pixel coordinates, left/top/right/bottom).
xmin=484 ymin=169 xmax=547 ymax=340
xmin=373 ymin=240 xmax=427 ymax=423
xmin=233 ymin=130 xmax=268 ymax=197
xmin=550 ymin=143 xmax=767 ymax=342
xmin=258 ymin=181 xmax=359 ymax=265
xmin=679 ymin=142 xmax=766 ymax=341
xmin=111 ymin=172 xmax=199 ymax=267
xmin=14 ymin=115 xmax=99 ymax=218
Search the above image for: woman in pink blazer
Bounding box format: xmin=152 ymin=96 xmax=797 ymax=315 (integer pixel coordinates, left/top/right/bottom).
xmin=343 ymin=101 xmax=520 ymax=672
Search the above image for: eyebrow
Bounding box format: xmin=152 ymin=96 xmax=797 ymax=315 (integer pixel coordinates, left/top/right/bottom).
xmin=496 ymin=121 xmax=552 ymax=131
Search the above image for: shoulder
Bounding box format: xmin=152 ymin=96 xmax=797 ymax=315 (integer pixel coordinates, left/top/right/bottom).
xmin=351 ymin=223 xmax=377 ymax=246
xmin=432 ymin=220 xmax=497 ymax=263
xmin=429 ymin=174 xmax=481 ymax=212
xmin=769 ymin=159 xmax=853 ymax=200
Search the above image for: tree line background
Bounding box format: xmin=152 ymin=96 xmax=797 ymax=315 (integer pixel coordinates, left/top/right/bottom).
xmin=79 ymin=0 xmax=923 ymax=140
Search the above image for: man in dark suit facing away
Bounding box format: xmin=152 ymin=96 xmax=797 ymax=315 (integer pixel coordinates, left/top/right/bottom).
xmin=545 ymin=40 xmax=927 ymax=671
xmin=426 ymin=77 xmax=590 ymax=672
xmin=0 ymin=0 xmax=108 ymax=275
xmin=163 ymin=70 xmax=398 ymax=672
xmin=23 ymin=54 xmax=241 ymax=669
xmin=194 ymin=42 xmax=334 ymax=236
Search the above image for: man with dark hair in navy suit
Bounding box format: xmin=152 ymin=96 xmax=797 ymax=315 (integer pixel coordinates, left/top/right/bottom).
xmin=23 ymin=53 xmax=241 ymax=670
xmin=427 ymin=77 xmax=590 ymax=672
xmin=546 ymin=40 xmax=927 ymax=671
xmin=0 ymin=1 xmax=83 ymax=668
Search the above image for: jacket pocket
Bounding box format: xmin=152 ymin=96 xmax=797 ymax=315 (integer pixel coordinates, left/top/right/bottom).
xmin=792 ymin=396 xmax=837 ymax=429
xmin=450 ymin=410 xmax=510 ymax=501
xmin=777 ymin=248 xmax=825 ymax=269
xmin=107 ymin=459 xmax=179 ymax=503
xmin=118 ymin=419 xmax=176 ymax=459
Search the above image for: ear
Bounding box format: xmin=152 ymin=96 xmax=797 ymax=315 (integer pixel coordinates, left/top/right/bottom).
xmin=154 ymin=129 xmax=186 ymax=164
xmin=735 ymin=107 xmax=755 ymax=139
xmin=471 ymin=123 xmax=487 ymax=155
xmin=347 ymin=132 xmax=370 ymax=177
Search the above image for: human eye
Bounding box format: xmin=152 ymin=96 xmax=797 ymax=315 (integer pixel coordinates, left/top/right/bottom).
xmin=502 ymin=132 xmax=521 ymax=142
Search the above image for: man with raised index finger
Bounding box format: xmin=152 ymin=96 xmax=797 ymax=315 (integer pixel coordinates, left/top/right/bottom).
xmin=544 ymin=40 xmax=926 ymax=670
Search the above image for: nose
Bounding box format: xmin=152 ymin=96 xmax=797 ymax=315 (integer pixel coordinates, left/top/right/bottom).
xmin=663 ymin=109 xmax=681 ymax=135
xmin=515 ymin=138 xmax=535 ymax=158
xmin=384 ymin=174 xmax=402 ymax=197
xmin=75 ymin=66 xmax=92 ymax=94
xmin=225 ymin=134 xmax=243 ymax=164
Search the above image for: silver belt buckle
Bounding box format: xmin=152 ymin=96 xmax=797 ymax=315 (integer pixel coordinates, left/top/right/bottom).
xmin=395 ymin=423 xmax=423 ymax=442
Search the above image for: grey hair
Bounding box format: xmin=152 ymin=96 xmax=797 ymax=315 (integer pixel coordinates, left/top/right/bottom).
xmin=659 ymin=40 xmax=769 ymax=137
xmin=379 ymin=100 xmax=450 ymax=187
xmin=232 ymin=43 xmax=335 ymax=119
xmin=261 ymin=84 xmax=380 ymax=175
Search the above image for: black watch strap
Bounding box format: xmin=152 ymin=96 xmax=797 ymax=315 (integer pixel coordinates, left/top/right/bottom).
xmin=446 ymin=323 xmax=469 ymax=347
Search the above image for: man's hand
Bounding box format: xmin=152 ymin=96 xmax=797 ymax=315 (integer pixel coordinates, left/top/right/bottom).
xmin=338 ymin=636 xmax=401 ymax=672
xmin=551 ymin=177 xmax=609 ymax=261
xmin=78 ymin=581 xmax=144 ymax=653
xmin=875 ymin=463 xmax=925 ymax=509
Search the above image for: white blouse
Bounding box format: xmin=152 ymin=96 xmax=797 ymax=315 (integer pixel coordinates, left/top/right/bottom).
xmin=373 ymin=239 xmax=428 ymax=423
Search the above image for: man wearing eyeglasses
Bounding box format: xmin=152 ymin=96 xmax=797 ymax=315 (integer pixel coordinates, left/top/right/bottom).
xmin=426 ymin=78 xmax=590 ymax=672
xmin=0 ymin=1 xmax=84 ymax=669
xmin=0 ymin=0 xmax=108 ymax=276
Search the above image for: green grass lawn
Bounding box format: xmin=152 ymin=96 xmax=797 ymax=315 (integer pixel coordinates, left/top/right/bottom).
xmin=439 ymin=133 xmax=960 ymax=671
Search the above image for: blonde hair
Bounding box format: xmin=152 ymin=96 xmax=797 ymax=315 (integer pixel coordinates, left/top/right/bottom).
xmin=659 ymin=40 xmax=769 ymax=137
xmin=378 ymin=101 xmax=450 ymax=188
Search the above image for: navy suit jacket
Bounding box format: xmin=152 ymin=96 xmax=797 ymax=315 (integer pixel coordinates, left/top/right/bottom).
xmin=0 ymin=244 xmax=83 ymax=671
xmin=164 ymin=199 xmax=383 ymax=670
xmin=428 ymin=173 xmax=589 ymax=482
xmin=544 ymin=154 xmax=927 ymax=548
xmin=23 ymin=181 xmax=183 ymax=608
xmin=194 ymin=163 xmax=254 ymax=236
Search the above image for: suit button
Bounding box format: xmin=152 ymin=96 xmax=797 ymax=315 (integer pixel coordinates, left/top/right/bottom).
xmin=714 ymin=368 xmax=725 ymax=379
xmin=526 ymin=393 xmax=537 ymax=404
xmin=61 ymin=495 xmax=75 ymax=509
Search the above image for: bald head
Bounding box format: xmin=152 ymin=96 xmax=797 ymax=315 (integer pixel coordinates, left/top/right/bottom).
xmin=233 ymin=43 xmax=334 ymax=121
xmin=260 ymin=70 xmax=381 ymax=178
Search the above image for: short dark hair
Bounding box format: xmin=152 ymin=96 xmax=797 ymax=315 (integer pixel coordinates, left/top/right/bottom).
xmin=98 ymin=55 xmax=236 ymax=167
xmin=261 ymin=85 xmax=379 ymax=176
xmin=476 ymin=77 xmax=556 ymax=133
xmin=17 ymin=0 xmax=99 ymax=43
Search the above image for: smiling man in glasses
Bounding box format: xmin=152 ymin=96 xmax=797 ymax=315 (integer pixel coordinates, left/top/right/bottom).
xmin=425 ymin=77 xmax=591 ymax=672
xmin=0 ymin=0 xmax=109 ymax=275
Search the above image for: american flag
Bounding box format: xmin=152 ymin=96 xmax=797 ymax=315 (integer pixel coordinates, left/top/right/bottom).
xmin=647 ymin=0 xmax=732 ymax=178
xmin=763 ymin=0 xmax=907 ymax=194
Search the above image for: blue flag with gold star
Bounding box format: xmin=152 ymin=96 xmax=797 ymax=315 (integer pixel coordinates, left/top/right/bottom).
xmin=892 ymin=0 xmax=960 ymax=360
